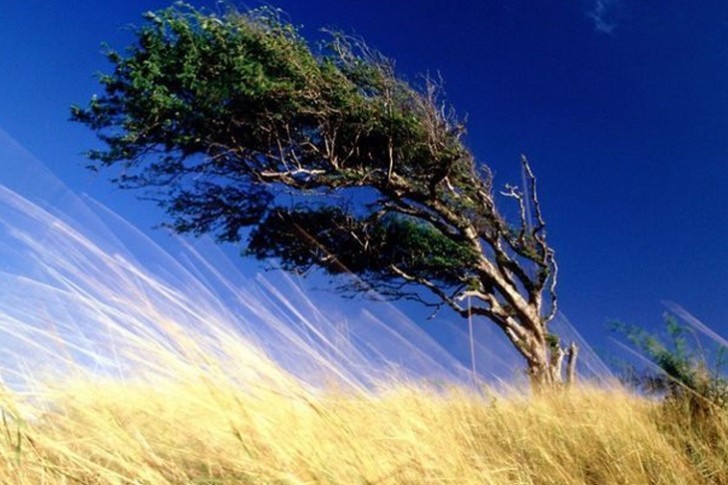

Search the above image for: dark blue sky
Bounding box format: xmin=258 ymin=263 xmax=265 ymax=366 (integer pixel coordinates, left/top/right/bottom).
xmin=1 ymin=1 xmax=727 ymax=356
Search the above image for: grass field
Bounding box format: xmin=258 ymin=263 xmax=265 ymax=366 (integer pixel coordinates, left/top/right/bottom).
xmin=1 ymin=335 xmax=726 ymax=484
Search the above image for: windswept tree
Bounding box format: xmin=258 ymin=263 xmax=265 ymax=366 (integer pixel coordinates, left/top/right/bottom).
xmin=72 ymin=4 xmax=578 ymax=387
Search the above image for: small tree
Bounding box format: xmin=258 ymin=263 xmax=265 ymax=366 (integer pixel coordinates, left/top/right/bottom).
xmin=72 ymin=4 xmax=577 ymax=388
xmin=613 ymin=315 xmax=728 ymax=414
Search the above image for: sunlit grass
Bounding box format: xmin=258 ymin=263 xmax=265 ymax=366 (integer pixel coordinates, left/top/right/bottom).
xmin=1 ymin=331 xmax=727 ymax=484
xmin=0 ymin=387 xmax=718 ymax=485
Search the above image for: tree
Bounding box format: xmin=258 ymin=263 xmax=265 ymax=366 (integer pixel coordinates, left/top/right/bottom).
xmin=71 ymin=3 xmax=578 ymax=388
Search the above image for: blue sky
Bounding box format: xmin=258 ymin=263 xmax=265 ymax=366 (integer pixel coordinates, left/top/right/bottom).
xmin=1 ymin=1 xmax=727 ymax=363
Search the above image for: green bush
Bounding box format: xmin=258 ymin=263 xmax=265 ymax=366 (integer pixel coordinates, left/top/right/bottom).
xmin=612 ymin=313 xmax=728 ymax=418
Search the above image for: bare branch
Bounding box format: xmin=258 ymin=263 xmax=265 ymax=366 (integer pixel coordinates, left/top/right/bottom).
xmin=501 ymin=183 xmax=528 ymax=242
xmin=543 ymin=248 xmax=559 ymax=324
xmin=566 ymin=342 xmax=579 ymax=386
xmin=521 ymin=155 xmax=546 ymax=236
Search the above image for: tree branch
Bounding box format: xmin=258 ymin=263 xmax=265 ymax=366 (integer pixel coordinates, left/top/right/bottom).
xmin=389 ymin=264 xmax=469 ymax=318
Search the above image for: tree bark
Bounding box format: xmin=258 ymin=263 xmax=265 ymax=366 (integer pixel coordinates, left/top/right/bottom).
xmin=566 ymin=342 xmax=579 ymax=386
xmin=524 ymin=338 xmax=579 ymax=390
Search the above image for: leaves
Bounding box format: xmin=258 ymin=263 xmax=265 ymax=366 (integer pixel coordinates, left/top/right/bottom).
xmin=612 ymin=315 xmax=728 ymax=411
xmin=71 ymin=3 xmax=485 ymax=283
xmin=247 ymin=208 xmax=478 ymax=285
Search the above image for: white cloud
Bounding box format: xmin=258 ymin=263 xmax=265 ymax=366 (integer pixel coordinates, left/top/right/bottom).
xmin=587 ymin=0 xmax=620 ymax=34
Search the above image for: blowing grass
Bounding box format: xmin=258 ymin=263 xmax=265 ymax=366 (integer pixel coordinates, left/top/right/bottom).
xmin=0 ymin=181 xmax=726 ymax=484
xmin=1 ymin=363 xmax=727 ymax=484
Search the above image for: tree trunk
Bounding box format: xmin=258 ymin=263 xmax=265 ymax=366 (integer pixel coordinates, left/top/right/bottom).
xmin=525 ymin=339 xmax=578 ymax=390
xmin=527 ymin=358 xmax=561 ymax=389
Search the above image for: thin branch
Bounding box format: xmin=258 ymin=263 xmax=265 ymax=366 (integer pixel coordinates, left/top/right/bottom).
xmin=501 ymin=183 xmax=528 ymax=243
xmin=521 ymin=155 xmax=546 ymax=236
xmin=389 ymin=264 xmax=469 ymax=318
xmin=543 ymin=249 xmax=559 ymax=324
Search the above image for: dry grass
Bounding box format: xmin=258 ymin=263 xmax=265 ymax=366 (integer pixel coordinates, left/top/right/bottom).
xmin=1 ymin=362 xmax=727 ymax=484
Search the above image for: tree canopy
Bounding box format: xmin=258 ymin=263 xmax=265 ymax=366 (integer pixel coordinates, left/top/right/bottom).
xmin=72 ymin=3 xmax=577 ymax=387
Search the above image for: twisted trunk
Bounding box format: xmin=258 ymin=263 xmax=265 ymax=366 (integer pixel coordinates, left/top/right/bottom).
xmin=523 ymin=333 xmax=579 ymax=389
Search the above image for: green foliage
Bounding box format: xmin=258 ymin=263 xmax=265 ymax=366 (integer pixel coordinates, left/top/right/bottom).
xmin=612 ymin=314 xmax=728 ymax=415
xmin=71 ymin=2 xmax=489 ymax=298
xmin=71 ymin=3 xmax=471 ymax=193
xmin=247 ymin=208 xmax=479 ymax=286
xmin=545 ymin=333 xmax=561 ymax=352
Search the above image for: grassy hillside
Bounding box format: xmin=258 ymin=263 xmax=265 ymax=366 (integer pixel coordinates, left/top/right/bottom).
xmin=2 ymin=359 xmax=726 ymax=484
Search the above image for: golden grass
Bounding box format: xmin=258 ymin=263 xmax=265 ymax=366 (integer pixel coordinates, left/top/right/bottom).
xmin=2 ymin=368 xmax=727 ymax=484
xmin=1 ymin=185 xmax=725 ymax=484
